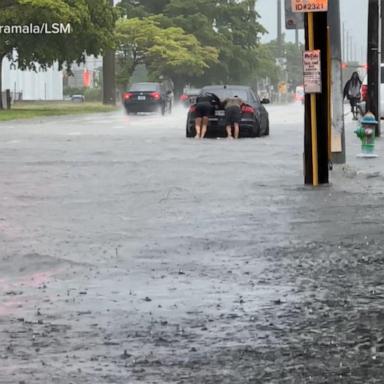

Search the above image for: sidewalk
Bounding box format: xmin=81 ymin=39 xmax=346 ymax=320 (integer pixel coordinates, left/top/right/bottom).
xmin=344 ymin=112 xmax=383 ymax=168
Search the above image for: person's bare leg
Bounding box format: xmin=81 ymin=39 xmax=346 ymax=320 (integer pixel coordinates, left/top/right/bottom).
xmin=195 ymin=117 xmax=202 ymax=138
xmin=226 ymin=125 xmax=233 ymax=138
xmin=234 ymin=123 xmax=240 ymax=139
xmin=200 ymin=116 xmax=209 ymax=138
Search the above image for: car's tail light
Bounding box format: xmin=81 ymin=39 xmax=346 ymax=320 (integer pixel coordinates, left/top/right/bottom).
xmin=241 ymin=105 xmax=255 ymax=114
xmin=150 ymin=92 xmax=161 ymax=100
xmin=361 ymin=84 xmax=368 ymax=101
xmin=189 ymin=104 xmax=197 ymax=113
xmin=180 ymin=94 xmax=189 ymax=101
xmin=123 ymin=92 xmax=133 ymax=100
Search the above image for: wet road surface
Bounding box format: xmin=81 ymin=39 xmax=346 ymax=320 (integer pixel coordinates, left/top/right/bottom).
xmin=1 ymin=105 xmax=384 ymax=383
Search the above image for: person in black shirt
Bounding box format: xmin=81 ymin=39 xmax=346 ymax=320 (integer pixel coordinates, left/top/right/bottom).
xmin=194 ymin=92 xmax=220 ymax=138
xmin=343 ymin=72 xmax=362 ymax=120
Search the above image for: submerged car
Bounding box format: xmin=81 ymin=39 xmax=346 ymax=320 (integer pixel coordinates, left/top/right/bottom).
xmin=122 ymin=82 xmax=173 ymax=115
xmin=186 ymin=85 xmax=270 ymax=138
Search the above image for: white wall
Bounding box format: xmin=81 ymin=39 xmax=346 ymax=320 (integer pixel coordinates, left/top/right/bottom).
xmin=1 ymin=57 xmax=63 ymax=101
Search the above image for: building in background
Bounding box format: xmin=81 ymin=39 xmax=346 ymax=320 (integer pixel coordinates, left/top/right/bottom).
xmin=1 ymin=56 xmax=63 ymax=101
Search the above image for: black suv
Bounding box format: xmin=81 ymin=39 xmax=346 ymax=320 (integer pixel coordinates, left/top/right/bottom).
xmin=122 ymin=82 xmax=173 ymax=115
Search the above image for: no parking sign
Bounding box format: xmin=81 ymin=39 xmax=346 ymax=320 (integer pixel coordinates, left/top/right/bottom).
xmin=303 ymin=50 xmax=322 ymax=94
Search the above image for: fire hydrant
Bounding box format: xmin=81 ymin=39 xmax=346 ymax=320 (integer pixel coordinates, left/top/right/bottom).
xmin=354 ymin=112 xmax=378 ymax=158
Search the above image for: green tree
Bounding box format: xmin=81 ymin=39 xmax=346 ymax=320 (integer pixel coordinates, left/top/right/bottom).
xmin=0 ymin=0 xmax=116 ymax=109
xmin=115 ymin=17 xmax=218 ymax=89
xmin=117 ymin=0 xmax=267 ymax=86
xmin=264 ymin=38 xmax=304 ymax=89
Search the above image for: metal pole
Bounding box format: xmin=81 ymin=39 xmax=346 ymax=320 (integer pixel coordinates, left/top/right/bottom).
xmin=103 ymin=0 xmax=116 ymax=105
xmin=328 ymin=0 xmax=346 ymax=164
xmin=381 ymin=0 xmax=384 ymax=63
xmin=342 ymin=23 xmax=346 ymax=62
xmin=367 ymin=0 xmax=381 ymax=136
xmin=277 ymin=0 xmax=283 ymax=52
xmin=346 ymin=30 xmax=349 ymax=62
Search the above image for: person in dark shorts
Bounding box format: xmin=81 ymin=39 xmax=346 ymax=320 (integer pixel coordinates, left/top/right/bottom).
xmin=223 ymin=95 xmax=244 ymax=139
xmin=194 ymin=92 xmax=220 ymax=139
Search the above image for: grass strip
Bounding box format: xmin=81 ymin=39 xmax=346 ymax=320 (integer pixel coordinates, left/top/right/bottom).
xmin=0 ymin=102 xmax=119 ymax=122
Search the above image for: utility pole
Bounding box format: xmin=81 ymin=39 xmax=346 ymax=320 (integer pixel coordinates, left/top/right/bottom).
xmin=103 ymin=0 xmax=116 ymax=105
xmin=277 ymin=0 xmax=283 ymax=52
xmin=328 ymin=0 xmax=345 ymax=164
xmin=303 ymin=10 xmax=330 ymax=185
xmin=304 ymin=12 xmax=330 ymax=186
xmin=367 ymin=0 xmax=381 ymax=136
xmin=342 ymin=23 xmax=346 ymax=62
xmin=291 ymin=0 xmax=329 ymax=185
xmin=381 ymin=0 xmax=384 ymax=63
xmin=346 ymin=30 xmax=349 ymax=62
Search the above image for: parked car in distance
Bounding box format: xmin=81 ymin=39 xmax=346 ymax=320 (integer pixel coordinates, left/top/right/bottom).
xmin=186 ymin=85 xmax=270 ymax=138
xmin=71 ymin=94 xmax=85 ymax=103
xmin=122 ymin=82 xmax=173 ymax=115
xmin=179 ymin=88 xmax=201 ymax=108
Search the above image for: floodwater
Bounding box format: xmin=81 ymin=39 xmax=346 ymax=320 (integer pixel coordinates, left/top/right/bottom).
xmin=0 ymin=104 xmax=384 ymax=383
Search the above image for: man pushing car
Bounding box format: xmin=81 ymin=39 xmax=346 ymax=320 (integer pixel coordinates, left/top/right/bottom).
xmin=223 ymin=95 xmax=244 ymax=139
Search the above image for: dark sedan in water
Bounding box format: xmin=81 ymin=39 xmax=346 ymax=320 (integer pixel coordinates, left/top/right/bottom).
xmin=122 ymin=82 xmax=173 ymax=115
xmin=186 ymin=85 xmax=270 ymax=138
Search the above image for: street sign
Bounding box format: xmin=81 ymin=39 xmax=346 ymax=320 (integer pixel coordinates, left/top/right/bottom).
xmin=303 ymin=50 xmax=322 ymax=93
xmin=291 ymin=0 xmax=328 ymax=13
xmin=285 ymin=0 xmax=304 ymax=29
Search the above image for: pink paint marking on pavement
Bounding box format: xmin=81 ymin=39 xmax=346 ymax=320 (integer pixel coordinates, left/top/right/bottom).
xmin=0 ymin=269 xmax=63 ymax=318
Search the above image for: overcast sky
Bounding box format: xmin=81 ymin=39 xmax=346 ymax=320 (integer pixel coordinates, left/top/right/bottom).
xmin=257 ymin=0 xmax=368 ymax=63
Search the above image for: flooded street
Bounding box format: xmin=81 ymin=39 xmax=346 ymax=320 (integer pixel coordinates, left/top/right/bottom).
xmin=1 ymin=104 xmax=384 ymax=383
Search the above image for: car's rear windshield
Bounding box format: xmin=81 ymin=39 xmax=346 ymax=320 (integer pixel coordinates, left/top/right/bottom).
xmin=201 ymin=88 xmax=249 ymax=102
xmin=129 ymin=83 xmax=160 ymax=92
xmin=184 ymin=88 xmax=201 ymax=95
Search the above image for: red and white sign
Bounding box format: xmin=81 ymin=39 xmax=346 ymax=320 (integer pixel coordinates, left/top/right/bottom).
xmin=83 ymin=69 xmax=91 ymax=88
xmin=303 ymin=50 xmax=322 ymax=94
xmin=291 ymin=0 xmax=328 ymax=13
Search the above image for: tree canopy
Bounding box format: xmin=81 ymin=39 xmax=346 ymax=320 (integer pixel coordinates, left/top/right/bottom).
xmin=265 ymin=38 xmax=305 ymax=89
xmin=0 ymin=0 xmax=116 ymax=108
xmin=117 ymin=0 xmax=269 ymax=87
xmin=115 ymin=17 xmax=218 ymax=89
